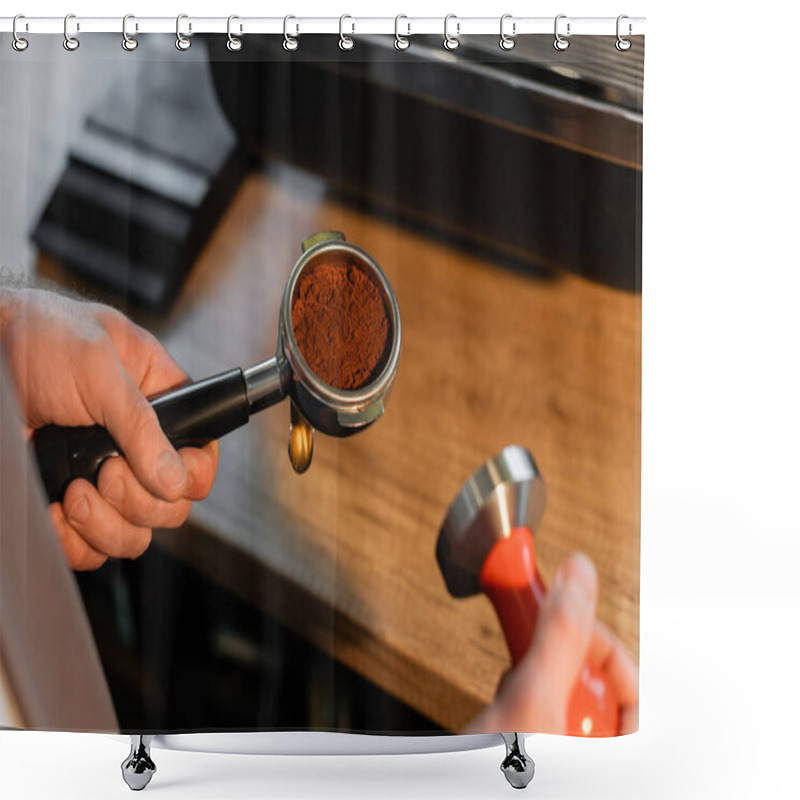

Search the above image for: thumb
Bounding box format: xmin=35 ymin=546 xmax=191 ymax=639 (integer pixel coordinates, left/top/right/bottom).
xmin=520 ymin=553 xmax=598 ymax=720
xmin=89 ymin=356 xmax=188 ymax=502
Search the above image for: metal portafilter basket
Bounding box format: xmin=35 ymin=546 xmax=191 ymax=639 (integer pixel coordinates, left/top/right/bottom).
xmin=33 ymin=231 xmax=402 ymax=503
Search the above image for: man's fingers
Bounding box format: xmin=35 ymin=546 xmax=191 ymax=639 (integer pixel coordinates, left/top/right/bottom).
xmin=619 ymin=704 xmax=639 ymax=735
xmin=589 ymin=622 xmax=640 ymax=708
xmin=465 ymin=554 xmax=639 ymax=737
xmin=79 ymin=345 xmax=188 ymax=502
xmin=99 ymin=307 xmax=187 ymax=395
xmin=178 ymin=441 xmax=219 ymax=501
xmin=522 ymin=553 xmax=599 ymax=711
xmin=62 ymin=479 xmax=152 ymax=559
xmin=49 ymin=504 xmax=108 ymax=571
xmin=97 ymin=457 xmax=192 ymax=529
xmin=476 ymin=553 xmax=600 ymax=734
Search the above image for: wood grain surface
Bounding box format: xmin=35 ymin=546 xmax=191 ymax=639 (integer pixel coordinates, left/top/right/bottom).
xmin=43 ymin=166 xmax=641 ymax=731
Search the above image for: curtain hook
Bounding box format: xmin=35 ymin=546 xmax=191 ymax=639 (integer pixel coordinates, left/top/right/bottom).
xmin=63 ymin=13 xmax=80 ymax=51
xmin=122 ymin=14 xmax=138 ymax=51
xmin=283 ymin=15 xmax=299 ymax=51
xmin=616 ymin=14 xmax=632 ymax=51
xmin=554 ymin=14 xmax=570 ymax=51
xmin=500 ymin=14 xmax=515 ymax=50
xmin=394 ymin=15 xmax=410 ymax=51
xmin=227 ymin=15 xmax=243 ymax=51
xmin=12 ymin=14 xmax=28 ymax=52
xmin=175 ymin=13 xmax=191 ymax=50
xmin=443 ymin=14 xmax=460 ymax=51
xmin=339 ymin=14 xmax=355 ymax=51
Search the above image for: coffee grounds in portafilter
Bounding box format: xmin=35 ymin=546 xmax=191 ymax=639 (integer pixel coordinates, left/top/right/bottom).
xmin=291 ymin=260 xmax=391 ymax=391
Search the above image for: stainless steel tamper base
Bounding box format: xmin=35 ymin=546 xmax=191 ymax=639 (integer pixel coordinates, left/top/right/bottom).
xmin=500 ymin=733 xmax=535 ymax=789
xmin=437 ymin=445 xmax=547 ymax=598
xmin=121 ymin=735 xmax=156 ymax=791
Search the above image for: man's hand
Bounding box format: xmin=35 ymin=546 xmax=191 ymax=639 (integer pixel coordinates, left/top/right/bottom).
xmin=0 ymin=288 xmax=219 ymax=570
xmin=468 ymin=553 xmax=639 ymax=735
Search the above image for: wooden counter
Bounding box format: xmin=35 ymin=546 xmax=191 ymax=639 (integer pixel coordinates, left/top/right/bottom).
xmin=44 ymin=167 xmax=641 ymax=731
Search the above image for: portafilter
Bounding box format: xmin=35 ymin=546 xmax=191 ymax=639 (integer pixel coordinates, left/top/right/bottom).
xmin=34 ymin=231 xmax=401 ymax=502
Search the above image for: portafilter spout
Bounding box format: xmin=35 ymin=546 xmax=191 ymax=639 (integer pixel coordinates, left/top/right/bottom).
xmin=33 ymin=231 xmax=401 ymax=502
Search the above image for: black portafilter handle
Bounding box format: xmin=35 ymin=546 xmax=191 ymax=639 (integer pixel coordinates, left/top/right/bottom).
xmin=33 ymin=368 xmax=251 ymax=504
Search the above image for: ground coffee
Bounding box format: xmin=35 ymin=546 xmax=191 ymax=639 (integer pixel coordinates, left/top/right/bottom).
xmin=291 ymin=260 xmax=390 ymax=391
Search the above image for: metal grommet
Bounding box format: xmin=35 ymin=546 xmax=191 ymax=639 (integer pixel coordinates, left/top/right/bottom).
xmin=175 ymin=13 xmax=191 ymax=51
xmin=122 ymin=14 xmax=138 ymax=51
xmin=616 ymin=14 xmax=632 ymax=51
xmin=443 ymin=14 xmax=460 ymax=51
xmin=553 ymin=14 xmax=570 ymax=51
xmin=283 ymin=15 xmax=298 ymax=51
xmin=499 ymin=14 xmax=515 ymax=50
xmin=339 ymin=14 xmax=355 ymax=51
xmin=12 ymin=14 xmax=28 ymax=52
xmin=394 ymin=14 xmax=410 ymax=51
xmin=227 ymin=15 xmax=242 ymax=51
xmin=63 ymin=13 xmax=80 ymax=51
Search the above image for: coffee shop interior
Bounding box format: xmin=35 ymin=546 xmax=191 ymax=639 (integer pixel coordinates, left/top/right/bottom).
xmin=0 ymin=32 xmax=642 ymax=734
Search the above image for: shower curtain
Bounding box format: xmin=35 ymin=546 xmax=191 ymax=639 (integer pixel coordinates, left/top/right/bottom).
xmin=0 ymin=18 xmax=643 ymax=765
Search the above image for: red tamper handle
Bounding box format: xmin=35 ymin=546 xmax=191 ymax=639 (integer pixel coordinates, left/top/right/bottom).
xmin=479 ymin=526 xmax=619 ymax=736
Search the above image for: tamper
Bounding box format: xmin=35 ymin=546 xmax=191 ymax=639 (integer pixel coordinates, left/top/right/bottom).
xmin=437 ymin=445 xmax=619 ymax=737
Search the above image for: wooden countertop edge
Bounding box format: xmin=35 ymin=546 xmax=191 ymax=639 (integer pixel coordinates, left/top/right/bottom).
xmin=154 ymin=524 xmax=483 ymax=732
